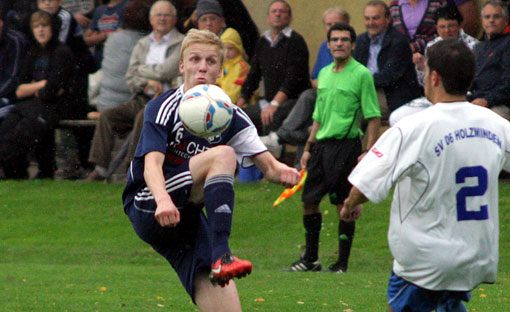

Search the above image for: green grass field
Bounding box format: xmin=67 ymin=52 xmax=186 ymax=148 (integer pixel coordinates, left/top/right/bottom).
xmin=1 ymin=180 xmax=509 ymax=311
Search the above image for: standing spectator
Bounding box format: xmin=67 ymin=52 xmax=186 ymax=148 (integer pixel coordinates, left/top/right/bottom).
xmin=390 ymin=0 xmax=446 ymax=54
xmin=84 ymin=0 xmax=130 ymax=67
xmin=340 ymin=39 xmax=507 ymax=312
xmin=389 ymin=5 xmax=479 ymax=126
xmin=468 ymin=0 xmax=510 ymax=119
xmin=83 ymin=0 xmax=184 ymax=182
xmin=0 ymin=11 xmax=77 ymax=179
xmin=238 ymin=0 xmax=310 ymax=137
xmin=92 ymin=0 xmax=153 ymax=113
xmin=285 ymin=23 xmax=381 ymax=273
xmin=354 ymin=0 xmax=421 ymax=118
xmin=195 ymin=0 xmax=226 ymax=36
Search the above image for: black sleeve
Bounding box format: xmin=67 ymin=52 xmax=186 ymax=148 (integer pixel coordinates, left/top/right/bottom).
xmin=37 ymin=45 xmax=76 ymax=101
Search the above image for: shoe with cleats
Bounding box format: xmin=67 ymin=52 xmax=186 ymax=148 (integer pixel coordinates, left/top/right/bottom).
xmin=209 ymin=253 xmax=252 ymax=287
xmin=325 ymin=261 xmax=347 ymax=273
xmin=284 ymin=257 xmax=322 ymax=272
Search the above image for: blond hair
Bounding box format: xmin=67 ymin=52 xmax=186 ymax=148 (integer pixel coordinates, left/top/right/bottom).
xmin=180 ymin=29 xmax=225 ymax=63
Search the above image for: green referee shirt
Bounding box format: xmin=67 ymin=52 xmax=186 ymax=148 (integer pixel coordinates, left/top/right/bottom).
xmin=313 ymin=58 xmax=380 ymax=141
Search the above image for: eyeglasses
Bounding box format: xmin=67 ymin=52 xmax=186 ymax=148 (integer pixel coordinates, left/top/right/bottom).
xmin=329 ymin=37 xmax=351 ymax=43
xmin=482 ymin=14 xmax=503 ymax=20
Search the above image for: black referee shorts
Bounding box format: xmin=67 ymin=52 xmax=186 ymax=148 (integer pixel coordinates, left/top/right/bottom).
xmin=302 ymin=138 xmax=361 ymax=205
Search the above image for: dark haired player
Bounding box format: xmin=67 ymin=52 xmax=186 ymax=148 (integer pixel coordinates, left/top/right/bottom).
xmin=341 ymin=39 xmax=510 ymax=311
xmin=122 ymin=29 xmax=300 ymax=312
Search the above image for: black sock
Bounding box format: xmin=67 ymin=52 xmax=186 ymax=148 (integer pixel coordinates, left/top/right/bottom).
xmin=337 ymin=220 xmax=355 ymax=269
xmin=303 ymin=213 xmax=322 ymax=262
xmin=204 ymin=175 xmax=235 ymax=261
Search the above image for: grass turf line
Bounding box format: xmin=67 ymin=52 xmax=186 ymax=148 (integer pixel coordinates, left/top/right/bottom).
xmin=0 ymin=180 xmax=509 ymax=311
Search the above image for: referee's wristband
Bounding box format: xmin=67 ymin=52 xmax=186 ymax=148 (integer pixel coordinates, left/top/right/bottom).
xmin=304 ymin=141 xmax=316 ymax=152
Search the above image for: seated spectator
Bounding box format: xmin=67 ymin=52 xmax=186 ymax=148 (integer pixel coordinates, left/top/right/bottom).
xmin=216 ymin=28 xmax=249 ymax=104
xmin=414 ymin=5 xmax=478 ymax=85
xmin=260 ymin=6 xmax=350 ymax=161
xmin=195 ymin=0 xmax=226 ymax=36
xmin=238 ymin=0 xmax=310 ymax=138
xmin=83 ymin=0 xmax=184 ymax=182
xmin=84 ymin=0 xmax=130 ymax=67
xmin=354 ymin=0 xmax=421 ymax=119
xmin=38 ymin=0 xmax=98 ymax=176
xmin=2 ymin=0 xmax=38 ymax=38
xmin=468 ymin=0 xmax=510 ymax=119
xmin=0 ymin=8 xmax=27 ymax=107
xmin=61 ymin=0 xmax=96 ymax=29
xmin=180 ymin=0 xmax=259 ymax=60
xmin=0 ymin=11 xmax=77 ymax=179
xmin=91 ymin=0 xmax=153 ymax=113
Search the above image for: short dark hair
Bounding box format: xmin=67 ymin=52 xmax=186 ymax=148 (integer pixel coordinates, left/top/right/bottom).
xmin=434 ymin=5 xmax=463 ymax=24
xmin=268 ymin=0 xmax=292 ymax=17
xmin=426 ymin=39 xmax=475 ymax=95
xmin=122 ymin=0 xmax=153 ymax=33
xmin=327 ymin=22 xmax=356 ymax=42
xmin=366 ymin=0 xmax=390 ymax=18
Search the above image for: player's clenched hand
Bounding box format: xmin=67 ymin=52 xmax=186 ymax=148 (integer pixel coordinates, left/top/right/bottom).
xmin=279 ymin=165 xmax=300 ymax=188
xmin=155 ymin=202 xmax=180 ymax=227
xmin=339 ymin=204 xmax=362 ymax=222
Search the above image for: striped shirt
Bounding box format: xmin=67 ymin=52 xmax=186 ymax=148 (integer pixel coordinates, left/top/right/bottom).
xmin=122 ymin=86 xmax=266 ymax=210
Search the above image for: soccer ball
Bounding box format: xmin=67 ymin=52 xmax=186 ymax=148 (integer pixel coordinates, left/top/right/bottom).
xmin=179 ymin=84 xmax=234 ymax=138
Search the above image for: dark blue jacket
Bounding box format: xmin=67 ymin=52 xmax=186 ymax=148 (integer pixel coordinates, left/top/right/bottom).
xmin=0 ymin=28 xmax=26 ymax=103
xmin=353 ymin=27 xmax=421 ymax=112
xmin=468 ymin=33 xmax=510 ymax=108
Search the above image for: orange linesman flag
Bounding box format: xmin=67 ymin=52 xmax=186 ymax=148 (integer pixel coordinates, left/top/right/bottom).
xmin=273 ymin=169 xmax=307 ymax=207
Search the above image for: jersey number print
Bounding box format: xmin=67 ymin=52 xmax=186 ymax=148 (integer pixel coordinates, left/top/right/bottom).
xmin=456 ymin=166 xmax=489 ymax=221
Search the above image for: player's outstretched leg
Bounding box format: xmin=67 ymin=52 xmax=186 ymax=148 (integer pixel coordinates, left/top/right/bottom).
xmin=209 ymin=253 xmax=252 ymax=287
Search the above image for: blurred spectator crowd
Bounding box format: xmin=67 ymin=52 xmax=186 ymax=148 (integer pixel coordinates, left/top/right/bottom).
xmin=0 ymin=0 xmax=508 ymax=180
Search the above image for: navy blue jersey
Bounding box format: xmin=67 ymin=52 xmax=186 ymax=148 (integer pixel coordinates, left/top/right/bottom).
xmin=122 ymin=86 xmax=267 ymax=211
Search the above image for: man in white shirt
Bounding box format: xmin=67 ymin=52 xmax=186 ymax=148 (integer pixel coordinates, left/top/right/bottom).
xmin=84 ymin=0 xmax=184 ymax=181
xmin=340 ymin=39 xmax=510 ymax=311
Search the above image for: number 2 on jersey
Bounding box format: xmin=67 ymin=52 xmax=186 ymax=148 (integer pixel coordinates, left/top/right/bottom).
xmin=456 ymin=166 xmax=489 ymax=221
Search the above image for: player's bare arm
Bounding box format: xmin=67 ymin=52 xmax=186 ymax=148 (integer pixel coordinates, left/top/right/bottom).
xmin=359 ymin=117 xmax=381 ymax=161
xmin=300 ymin=120 xmax=321 ymax=169
xmin=339 ymin=186 xmax=368 ymax=222
xmin=144 ymin=151 xmax=180 ymax=227
xmin=252 ymin=152 xmax=300 ymax=188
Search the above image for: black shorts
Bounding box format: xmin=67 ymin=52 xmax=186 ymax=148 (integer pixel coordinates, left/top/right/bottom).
xmin=302 ymin=138 xmax=361 ymax=205
xmin=125 ymin=160 xmax=212 ymax=302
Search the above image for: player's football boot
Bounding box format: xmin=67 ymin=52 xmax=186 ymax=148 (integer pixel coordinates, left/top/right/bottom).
xmin=283 ymin=257 xmax=322 ymax=272
xmin=209 ymin=253 xmax=252 ymax=287
xmin=325 ymin=261 xmax=347 ymax=273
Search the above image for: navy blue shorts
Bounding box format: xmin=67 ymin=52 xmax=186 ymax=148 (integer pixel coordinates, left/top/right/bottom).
xmin=387 ymin=272 xmax=470 ymax=312
xmin=302 ymin=138 xmax=361 ymax=205
xmin=126 ymin=160 xmax=213 ymax=302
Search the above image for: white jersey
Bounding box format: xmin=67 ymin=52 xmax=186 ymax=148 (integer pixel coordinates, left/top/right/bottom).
xmin=349 ymin=101 xmax=510 ymax=291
